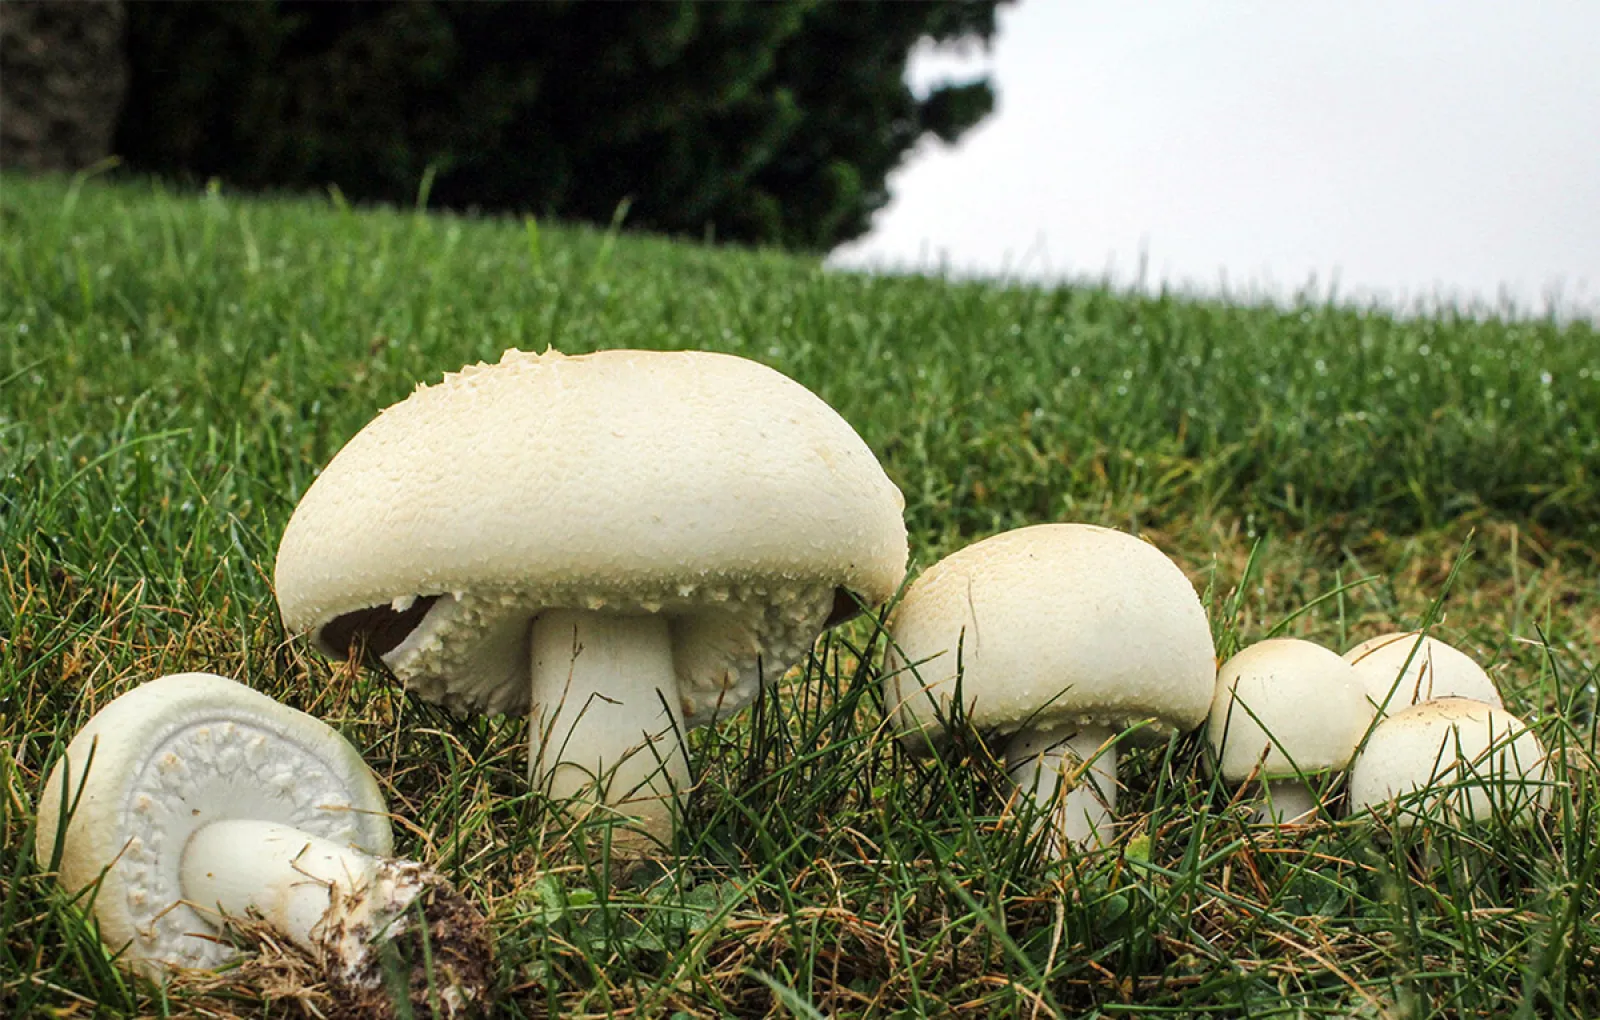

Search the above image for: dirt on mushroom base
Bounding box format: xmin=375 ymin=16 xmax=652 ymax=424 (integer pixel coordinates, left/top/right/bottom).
xmin=318 ymin=862 xmax=495 ymax=1020
xmin=189 ymin=872 xmax=494 ymax=1020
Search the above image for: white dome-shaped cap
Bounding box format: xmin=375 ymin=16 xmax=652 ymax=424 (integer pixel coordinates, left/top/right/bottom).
xmin=1343 ymin=632 xmax=1502 ymax=716
xmin=274 ymin=348 xmax=909 ymax=726
xmin=884 ymin=523 xmax=1216 ymax=752
xmin=1207 ymin=638 xmax=1375 ymax=782
xmin=1347 ymin=697 xmax=1550 ymax=829
xmin=33 ymin=673 xmax=392 ymax=976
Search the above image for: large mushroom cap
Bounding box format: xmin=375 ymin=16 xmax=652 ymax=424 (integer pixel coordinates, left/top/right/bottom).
xmin=884 ymin=523 xmax=1216 ymax=751
xmin=1343 ymin=631 xmax=1502 ymax=715
xmin=274 ymin=348 xmax=909 ymax=725
xmin=1207 ymin=638 xmax=1374 ymax=782
xmin=1347 ymin=697 xmax=1550 ymax=829
xmin=33 ymin=673 xmax=392 ymax=974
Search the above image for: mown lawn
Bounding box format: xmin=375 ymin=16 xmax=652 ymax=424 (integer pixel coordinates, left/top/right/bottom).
xmin=2 ymin=173 xmax=1597 ymax=1018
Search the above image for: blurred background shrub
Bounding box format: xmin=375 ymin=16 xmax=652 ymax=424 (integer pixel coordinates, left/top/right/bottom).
xmin=1 ymin=0 xmax=1008 ymax=251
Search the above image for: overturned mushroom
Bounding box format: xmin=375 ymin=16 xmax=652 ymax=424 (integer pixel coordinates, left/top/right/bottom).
xmin=275 ymin=348 xmax=908 ymax=846
xmin=33 ymin=672 xmax=491 ymax=1017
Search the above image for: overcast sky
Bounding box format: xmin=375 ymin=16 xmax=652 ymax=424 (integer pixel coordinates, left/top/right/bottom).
xmin=831 ymin=2 xmax=1600 ymax=318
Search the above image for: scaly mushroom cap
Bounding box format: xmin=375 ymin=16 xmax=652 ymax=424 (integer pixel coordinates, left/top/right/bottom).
xmin=1347 ymin=697 xmax=1549 ymax=829
xmin=1343 ymin=631 xmax=1502 ymax=715
xmin=1207 ymin=638 xmax=1375 ymax=782
xmin=33 ymin=673 xmax=391 ymax=974
xmin=884 ymin=523 xmax=1216 ymax=752
xmin=274 ymin=348 xmax=908 ymax=726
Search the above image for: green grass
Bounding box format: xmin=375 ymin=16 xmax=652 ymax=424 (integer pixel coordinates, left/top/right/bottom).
xmin=2 ymin=171 xmax=1598 ymax=1018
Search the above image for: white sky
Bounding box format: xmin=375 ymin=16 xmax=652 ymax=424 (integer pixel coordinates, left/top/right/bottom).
xmin=830 ymin=2 xmax=1600 ymax=318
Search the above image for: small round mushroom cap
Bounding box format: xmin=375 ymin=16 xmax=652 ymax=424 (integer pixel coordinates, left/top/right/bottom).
xmin=274 ymin=348 xmax=909 ymax=725
xmin=1347 ymin=697 xmax=1549 ymax=829
xmin=1208 ymin=638 xmax=1375 ymax=782
xmin=1344 ymin=632 xmax=1501 ymax=715
xmin=884 ymin=523 xmax=1216 ymax=751
xmin=33 ymin=673 xmax=391 ymax=974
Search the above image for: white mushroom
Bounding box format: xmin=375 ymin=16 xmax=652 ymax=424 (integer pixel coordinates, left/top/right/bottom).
xmin=1347 ymin=697 xmax=1550 ymax=830
xmin=275 ymin=348 xmax=908 ymax=846
xmin=1343 ymin=631 xmax=1502 ymax=716
xmin=1207 ymin=639 xmax=1374 ymax=824
xmin=33 ymin=673 xmax=490 ymax=1016
xmin=1347 ymin=697 xmax=1550 ymax=878
xmin=884 ymin=523 xmax=1216 ymax=854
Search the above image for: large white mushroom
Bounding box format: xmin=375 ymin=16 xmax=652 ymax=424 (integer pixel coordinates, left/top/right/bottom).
xmin=1343 ymin=631 xmax=1502 ymax=716
xmin=883 ymin=523 xmax=1217 ymax=854
xmin=1207 ymin=638 xmax=1374 ymax=824
xmin=275 ymin=348 xmax=908 ymax=846
xmin=33 ymin=672 xmax=490 ymax=1016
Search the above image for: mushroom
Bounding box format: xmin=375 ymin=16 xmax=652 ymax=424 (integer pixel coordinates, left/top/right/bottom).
xmin=883 ymin=523 xmax=1216 ymax=853
xmin=1206 ymin=638 xmax=1375 ymax=824
xmin=274 ymin=348 xmax=908 ymax=846
xmin=1347 ymin=697 xmax=1549 ymax=870
xmin=1343 ymin=631 xmax=1502 ymax=716
xmin=33 ymin=672 xmax=491 ymax=1016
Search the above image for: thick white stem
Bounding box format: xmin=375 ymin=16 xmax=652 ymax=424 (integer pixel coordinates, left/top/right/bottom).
xmin=182 ymin=819 xmax=490 ymax=1015
xmin=180 ymin=819 xmax=419 ymax=959
xmin=529 ymin=610 xmax=689 ymax=843
xmin=1254 ymin=778 xmax=1321 ymax=825
xmin=1006 ymin=724 xmax=1118 ymax=855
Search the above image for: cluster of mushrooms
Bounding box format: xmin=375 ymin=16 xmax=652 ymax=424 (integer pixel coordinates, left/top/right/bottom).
xmin=34 ymin=348 xmax=1553 ymax=1014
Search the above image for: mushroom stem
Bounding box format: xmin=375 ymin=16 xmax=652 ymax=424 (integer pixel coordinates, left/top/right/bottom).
xmin=1006 ymin=724 xmax=1118 ymax=853
xmin=181 ymin=819 xmax=490 ymax=1015
xmin=529 ymin=610 xmax=690 ymax=843
xmin=1253 ymin=778 xmax=1321 ymax=825
xmin=182 ymin=820 xmax=402 ymax=958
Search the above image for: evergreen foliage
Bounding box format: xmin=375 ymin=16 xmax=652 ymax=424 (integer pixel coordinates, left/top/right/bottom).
xmin=116 ymin=0 xmax=1007 ymax=250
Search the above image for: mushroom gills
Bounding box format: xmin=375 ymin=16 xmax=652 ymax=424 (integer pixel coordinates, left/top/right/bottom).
xmin=824 ymin=587 xmax=868 ymax=628
xmin=319 ymin=594 xmax=442 ymax=661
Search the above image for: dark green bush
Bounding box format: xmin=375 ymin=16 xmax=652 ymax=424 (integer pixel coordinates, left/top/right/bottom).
xmin=116 ymin=0 xmax=1008 ymax=251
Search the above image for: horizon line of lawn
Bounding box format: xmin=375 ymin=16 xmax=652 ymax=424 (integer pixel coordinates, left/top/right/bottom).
xmin=2 ymin=170 xmax=1598 ymax=563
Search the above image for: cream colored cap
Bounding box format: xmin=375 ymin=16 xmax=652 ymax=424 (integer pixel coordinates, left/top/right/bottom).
xmin=1347 ymin=697 xmax=1549 ymax=828
xmin=1343 ymin=632 xmax=1502 ymax=715
xmin=1208 ymin=638 xmax=1375 ymax=782
xmin=884 ymin=523 xmax=1216 ymax=751
xmin=33 ymin=673 xmax=391 ymax=975
xmin=274 ymin=348 xmax=908 ymax=725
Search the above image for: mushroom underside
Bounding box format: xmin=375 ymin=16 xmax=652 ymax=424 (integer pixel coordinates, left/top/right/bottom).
xmin=314 ymin=581 xmax=852 ymax=723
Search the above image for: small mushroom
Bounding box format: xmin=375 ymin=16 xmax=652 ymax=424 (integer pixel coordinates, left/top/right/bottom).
xmin=1207 ymin=638 xmax=1374 ymax=824
xmin=1343 ymin=631 xmax=1502 ymax=716
xmin=1347 ymin=697 xmax=1549 ymax=870
xmin=33 ymin=672 xmax=491 ymax=1016
xmin=883 ymin=523 xmax=1216 ymax=854
xmin=275 ymin=348 xmax=908 ymax=846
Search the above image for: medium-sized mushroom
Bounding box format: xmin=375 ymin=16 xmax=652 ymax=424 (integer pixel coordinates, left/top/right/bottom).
xmin=274 ymin=348 xmax=908 ymax=849
xmin=1207 ymin=638 xmax=1375 ymax=824
xmin=1343 ymin=631 xmax=1502 ymax=716
xmin=1347 ymin=697 xmax=1549 ymax=870
xmin=884 ymin=523 xmax=1217 ymax=854
xmin=34 ymin=673 xmax=491 ymax=1017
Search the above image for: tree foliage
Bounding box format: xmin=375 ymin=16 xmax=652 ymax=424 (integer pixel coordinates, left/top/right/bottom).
xmin=116 ymin=0 xmax=1008 ymax=250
